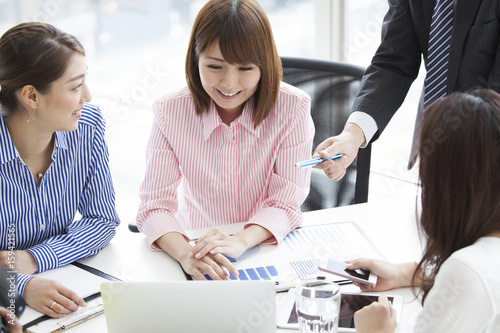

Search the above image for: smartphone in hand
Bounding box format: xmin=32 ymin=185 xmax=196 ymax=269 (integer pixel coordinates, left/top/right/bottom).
xmin=318 ymin=259 xmax=377 ymax=287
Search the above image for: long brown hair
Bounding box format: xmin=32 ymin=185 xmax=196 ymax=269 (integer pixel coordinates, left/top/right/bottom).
xmin=414 ymin=89 xmax=500 ymax=303
xmin=0 ymin=22 xmax=85 ymax=114
xmin=185 ymin=0 xmax=282 ymax=128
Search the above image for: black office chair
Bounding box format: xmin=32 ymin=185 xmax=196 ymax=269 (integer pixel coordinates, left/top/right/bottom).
xmin=280 ymin=56 xmax=370 ymax=211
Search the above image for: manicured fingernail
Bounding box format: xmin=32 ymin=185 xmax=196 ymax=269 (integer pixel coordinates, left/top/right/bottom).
xmin=195 ymin=253 xmax=201 ymax=259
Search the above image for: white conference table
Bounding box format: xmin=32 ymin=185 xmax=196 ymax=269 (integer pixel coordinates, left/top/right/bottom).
xmin=58 ymin=194 xmax=424 ymax=333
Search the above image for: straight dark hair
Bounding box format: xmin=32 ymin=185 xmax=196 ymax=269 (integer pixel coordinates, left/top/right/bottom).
xmin=185 ymin=0 xmax=282 ymax=128
xmin=0 ymin=22 xmax=85 ymax=114
xmin=414 ymin=89 xmax=500 ymax=303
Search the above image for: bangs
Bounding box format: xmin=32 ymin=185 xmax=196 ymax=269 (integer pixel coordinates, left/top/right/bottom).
xmin=193 ymin=0 xmax=267 ymax=67
xmin=217 ymin=21 xmax=263 ymax=66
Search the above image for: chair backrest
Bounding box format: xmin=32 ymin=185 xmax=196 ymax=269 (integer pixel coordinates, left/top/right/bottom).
xmin=280 ymin=57 xmax=370 ymax=211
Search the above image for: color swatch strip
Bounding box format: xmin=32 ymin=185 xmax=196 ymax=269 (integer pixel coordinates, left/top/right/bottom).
xmin=204 ymin=265 xmax=278 ymax=281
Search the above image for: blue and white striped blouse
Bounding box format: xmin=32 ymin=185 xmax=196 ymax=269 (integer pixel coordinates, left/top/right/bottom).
xmin=0 ymin=103 xmax=120 ymax=294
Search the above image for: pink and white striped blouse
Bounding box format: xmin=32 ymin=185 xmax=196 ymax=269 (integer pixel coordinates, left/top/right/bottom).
xmin=137 ymin=82 xmax=314 ymax=249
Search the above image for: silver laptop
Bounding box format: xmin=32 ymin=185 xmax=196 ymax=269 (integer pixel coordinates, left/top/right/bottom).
xmin=101 ymin=280 xmax=276 ymax=333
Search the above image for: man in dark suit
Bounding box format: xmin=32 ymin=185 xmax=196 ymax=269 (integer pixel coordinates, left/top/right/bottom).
xmin=314 ymin=0 xmax=500 ymax=180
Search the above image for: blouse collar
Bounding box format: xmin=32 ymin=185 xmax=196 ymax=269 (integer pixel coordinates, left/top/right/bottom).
xmin=202 ymin=97 xmax=260 ymax=141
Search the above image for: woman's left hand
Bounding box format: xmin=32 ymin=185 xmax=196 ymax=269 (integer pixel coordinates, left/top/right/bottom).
xmin=353 ymin=295 xmax=397 ymax=333
xmin=23 ymin=277 xmax=86 ymax=318
xmin=188 ymin=227 xmax=247 ymax=260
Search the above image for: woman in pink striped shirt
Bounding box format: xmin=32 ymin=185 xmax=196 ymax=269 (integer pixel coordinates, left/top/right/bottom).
xmin=137 ymin=0 xmax=314 ymax=280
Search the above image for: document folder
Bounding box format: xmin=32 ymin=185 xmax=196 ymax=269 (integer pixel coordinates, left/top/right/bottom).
xmin=20 ymin=263 xmax=119 ymax=333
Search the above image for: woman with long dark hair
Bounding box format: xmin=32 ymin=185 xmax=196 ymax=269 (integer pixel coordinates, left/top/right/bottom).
xmin=352 ymin=89 xmax=500 ymax=332
xmin=0 ymin=23 xmax=119 ymax=318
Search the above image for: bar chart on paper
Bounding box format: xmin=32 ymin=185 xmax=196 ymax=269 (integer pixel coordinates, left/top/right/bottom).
xmin=284 ymin=222 xmax=384 ymax=279
xmin=203 ymin=222 xmax=383 ymax=283
xmin=204 ymin=265 xmax=279 ymax=281
xmin=284 ymin=222 xmax=368 ymax=250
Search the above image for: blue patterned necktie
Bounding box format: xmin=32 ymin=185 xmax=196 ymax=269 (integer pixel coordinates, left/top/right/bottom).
xmin=423 ymin=0 xmax=454 ymax=108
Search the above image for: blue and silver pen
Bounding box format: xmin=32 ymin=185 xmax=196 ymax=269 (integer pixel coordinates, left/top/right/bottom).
xmin=295 ymin=153 xmax=343 ymax=168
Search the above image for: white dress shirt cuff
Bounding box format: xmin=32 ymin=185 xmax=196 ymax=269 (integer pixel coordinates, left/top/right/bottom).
xmin=346 ymin=111 xmax=378 ymax=148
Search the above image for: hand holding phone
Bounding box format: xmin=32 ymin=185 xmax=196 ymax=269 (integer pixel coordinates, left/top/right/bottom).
xmin=318 ymin=259 xmax=377 ymax=287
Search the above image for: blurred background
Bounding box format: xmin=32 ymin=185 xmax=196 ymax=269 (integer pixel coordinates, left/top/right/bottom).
xmin=0 ymin=0 xmax=422 ymax=222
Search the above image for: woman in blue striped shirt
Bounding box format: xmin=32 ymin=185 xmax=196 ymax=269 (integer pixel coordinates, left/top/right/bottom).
xmin=0 ymin=23 xmax=120 ymax=318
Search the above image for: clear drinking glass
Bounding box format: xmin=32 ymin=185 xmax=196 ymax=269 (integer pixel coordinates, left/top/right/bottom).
xmin=295 ymin=280 xmax=341 ymax=333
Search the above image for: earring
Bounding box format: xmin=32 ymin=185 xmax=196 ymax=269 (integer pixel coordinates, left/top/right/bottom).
xmin=26 ymin=108 xmax=35 ymax=123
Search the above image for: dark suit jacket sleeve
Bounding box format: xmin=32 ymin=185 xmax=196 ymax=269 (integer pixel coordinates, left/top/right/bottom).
xmin=351 ymin=0 xmax=424 ymax=142
xmin=488 ymin=18 xmax=500 ymax=91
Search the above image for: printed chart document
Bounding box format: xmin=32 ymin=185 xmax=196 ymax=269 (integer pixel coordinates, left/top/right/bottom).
xmin=188 ymin=221 xmax=384 ymax=291
xmin=19 ymin=264 xmax=116 ymax=333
